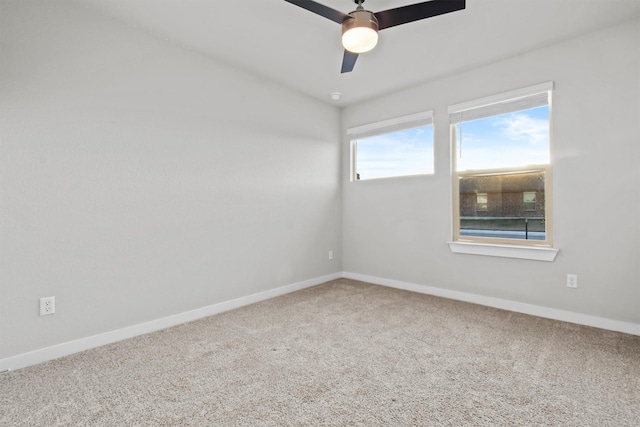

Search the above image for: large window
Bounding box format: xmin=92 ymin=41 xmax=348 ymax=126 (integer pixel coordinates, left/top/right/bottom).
xmin=450 ymin=83 xmax=553 ymax=247
xmin=347 ymin=111 xmax=433 ymax=181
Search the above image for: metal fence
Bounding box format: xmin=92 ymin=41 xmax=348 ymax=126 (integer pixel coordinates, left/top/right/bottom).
xmin=460 ymin=217 xmax=545 ymax=240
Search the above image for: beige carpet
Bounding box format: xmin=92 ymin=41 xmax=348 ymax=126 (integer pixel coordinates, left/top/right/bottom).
xmin=1 ymin=279 xmax=639 ymax=426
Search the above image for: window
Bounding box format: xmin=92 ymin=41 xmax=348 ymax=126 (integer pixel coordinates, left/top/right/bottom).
xmin=523 ymin=192 xmax=536 ymax=211
xmin=449 ymin=82 xmax=553 ymax=248
xmin=347 ymin=111 xmax=433 ymax=181
xmin=476 ymin=193 xmax=488 ymax=211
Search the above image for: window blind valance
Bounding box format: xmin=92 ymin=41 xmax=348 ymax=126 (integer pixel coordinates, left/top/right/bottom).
xmin=449 ymin=82 xmax=553 ymax=124
xmin=347 ymin=111 xmax=433 ymax=139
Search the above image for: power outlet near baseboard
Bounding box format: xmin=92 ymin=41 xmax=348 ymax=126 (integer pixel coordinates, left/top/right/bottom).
xmin=566 ymin=274 xmax=578 ymax=289
xmin=40 ymin=296 xmax=55 ymax=316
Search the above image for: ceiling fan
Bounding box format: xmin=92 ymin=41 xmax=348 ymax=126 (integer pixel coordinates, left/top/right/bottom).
xmin=284 ymin=0 xmax=466 ymax=73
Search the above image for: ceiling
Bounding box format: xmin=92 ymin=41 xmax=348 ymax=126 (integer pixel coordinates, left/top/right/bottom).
xmin=77 ymin=0 xmax=640 ymax=106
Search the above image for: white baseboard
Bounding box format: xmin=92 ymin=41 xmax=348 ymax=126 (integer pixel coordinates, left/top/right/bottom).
xmin=3 ymin=270 xmax=637 ymax=373
xmin=0 ymin=272 xmax=342 ymax=373
xmin=343 ymin=271 xmax=640 ymax=336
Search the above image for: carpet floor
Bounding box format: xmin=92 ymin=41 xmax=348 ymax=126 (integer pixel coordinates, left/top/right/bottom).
xmin=1 ymin=279 xmax=639 ymax=426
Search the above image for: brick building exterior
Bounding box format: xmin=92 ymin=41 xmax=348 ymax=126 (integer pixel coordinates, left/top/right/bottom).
xmin=459 ymin=170 xmax=545 ymax=218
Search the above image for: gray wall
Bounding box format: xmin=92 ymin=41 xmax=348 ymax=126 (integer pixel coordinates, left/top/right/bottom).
xmin=0 ymin=1 xmax=342 ymax=359
xmin=342 ymin=19 xmax=640 ymax=324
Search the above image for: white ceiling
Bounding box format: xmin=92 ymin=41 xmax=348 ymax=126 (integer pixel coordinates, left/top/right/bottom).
xmin=77 ymin=0 xmax=640 ymax=106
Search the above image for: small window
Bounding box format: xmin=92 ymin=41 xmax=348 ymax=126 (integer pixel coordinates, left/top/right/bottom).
xmin=476 ymin=193 xmax=488 ymax=211
xmin=523 ymin=192 xmax=536 ymax=211
xmin=347 ymin=111 xmax=433 ymax=181
xmin=449 ymin=83 xmax=553 ymax=247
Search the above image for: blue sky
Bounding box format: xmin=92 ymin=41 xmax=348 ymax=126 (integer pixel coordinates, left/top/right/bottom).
xmin=456 ymin=106 xmax=550 ymax=171
xmin=356 ymin=126 xmax=434 ymax=180
xmin=355 ymin=106 xmax=549 ymax=180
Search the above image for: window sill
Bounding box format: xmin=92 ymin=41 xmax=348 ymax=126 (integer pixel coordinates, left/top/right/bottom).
xmin=448 ymin=241 xmax=559 ymax=262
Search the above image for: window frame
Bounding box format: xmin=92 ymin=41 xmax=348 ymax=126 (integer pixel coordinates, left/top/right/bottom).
xmin=449 ymin=83 xmax=555 ymax=250
xmin=347 ymin=111 xmax=434 ymax=182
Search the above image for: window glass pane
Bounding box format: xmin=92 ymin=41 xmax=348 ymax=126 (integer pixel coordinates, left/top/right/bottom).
xmin=456 ymin=106 xmax=549 ymax=172
xmin=476 ymin=193 xmax=488 ymax=211
xmin=451 ymin=87 xmax=553 ymax=247
xmin=459 ymin=170 xmax=546 ymax=241
xmin=355 ymin=125 xmax=433 ymax=180
xmin=523 ymin=192 xmax=536 ymax=211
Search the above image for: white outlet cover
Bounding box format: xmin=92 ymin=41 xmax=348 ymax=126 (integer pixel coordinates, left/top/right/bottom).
xmin=40 ymin=296 xmax=55 ymax=316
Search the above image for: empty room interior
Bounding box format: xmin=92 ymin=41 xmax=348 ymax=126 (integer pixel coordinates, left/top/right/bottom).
xmin=1 ymin=0 xmax=639 ymax=425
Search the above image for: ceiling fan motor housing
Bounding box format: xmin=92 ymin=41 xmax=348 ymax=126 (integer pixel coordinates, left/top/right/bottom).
xmin=342 ymin=10 xmax=379 ymax=53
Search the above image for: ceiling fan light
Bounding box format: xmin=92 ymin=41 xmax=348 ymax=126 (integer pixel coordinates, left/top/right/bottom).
xmin=342 ymin=27 xmax=378 ymax=53
xmin=342 ymin=10 xmax=379 ymax=54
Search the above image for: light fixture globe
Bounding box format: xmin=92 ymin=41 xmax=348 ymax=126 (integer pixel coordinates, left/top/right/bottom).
xmin=342 ymin=10 xmax=378 ymax=53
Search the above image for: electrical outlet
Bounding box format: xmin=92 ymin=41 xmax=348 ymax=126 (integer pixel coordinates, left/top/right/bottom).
xmin=40 ymin=296 xmax=55 ymax=316
xmin=328 ymin=250 xmax=334 ymax=260
xmin=567 ymin=274 xmax=578 ymax=289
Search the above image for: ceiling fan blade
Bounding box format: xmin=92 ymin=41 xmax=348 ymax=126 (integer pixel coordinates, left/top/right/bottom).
xmin=375 ymin=0 xmax=465 ymax=30
xmin=341 ymin=50 xmax=359 ymax=73
xmin=283 ymin=0 xmax=349 ymax=24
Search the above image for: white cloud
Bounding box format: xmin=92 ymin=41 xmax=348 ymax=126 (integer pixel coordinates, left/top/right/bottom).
xmin=496 ymin=114 xmax=549 ymax=145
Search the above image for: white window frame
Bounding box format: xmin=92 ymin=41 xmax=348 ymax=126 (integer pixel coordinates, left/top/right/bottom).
xmin=447 ymin=82 xmax=558 ymax=262
xmin=347 ymin=111 xmax=434 ymax=181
